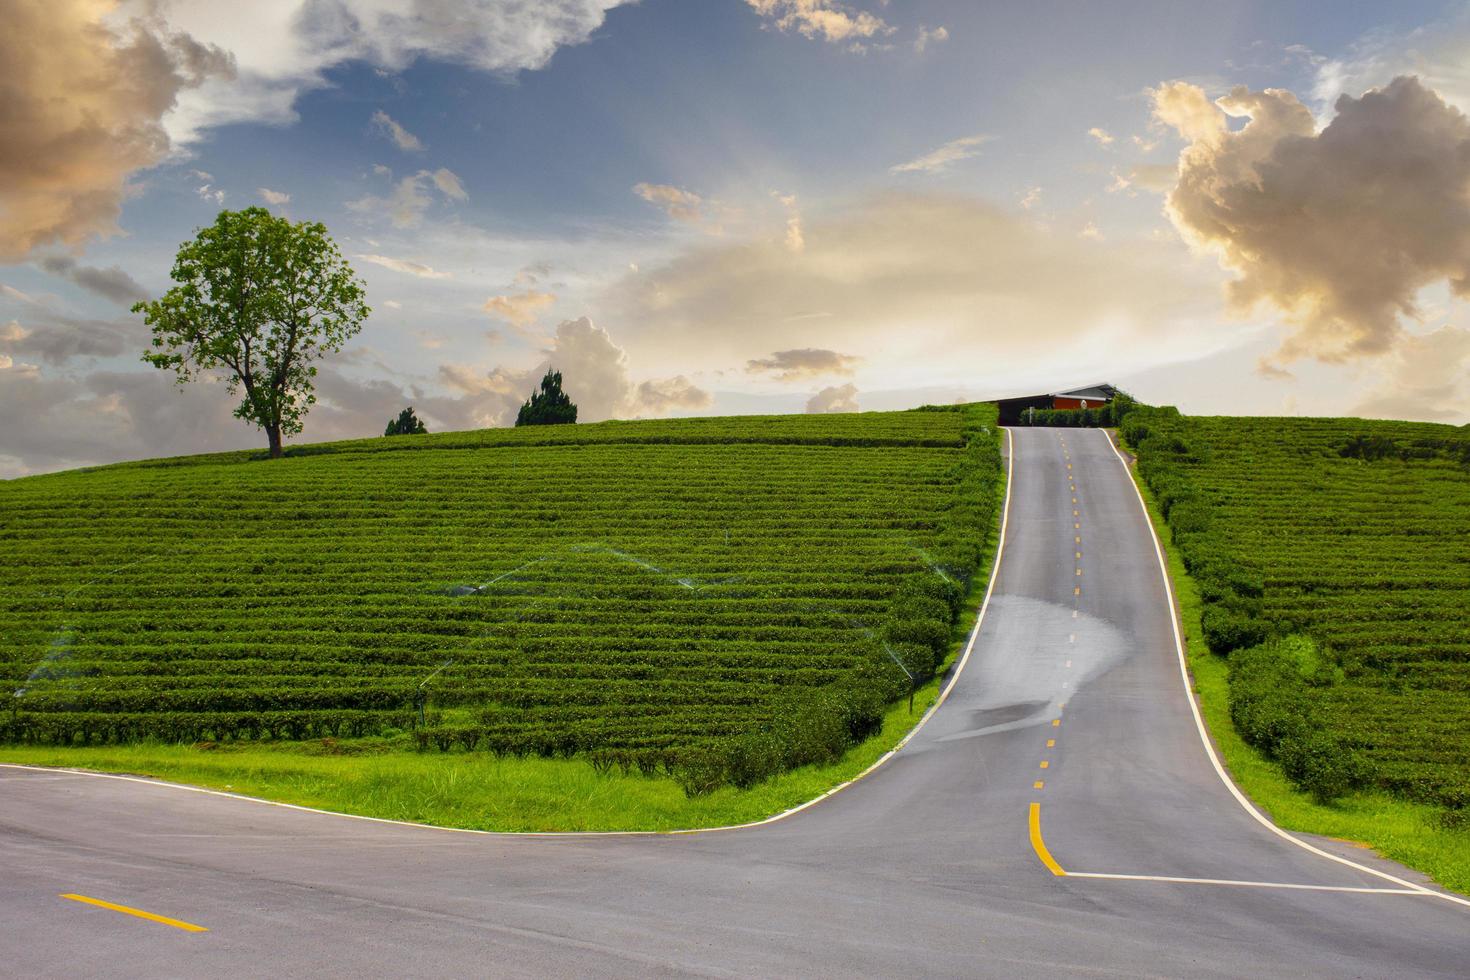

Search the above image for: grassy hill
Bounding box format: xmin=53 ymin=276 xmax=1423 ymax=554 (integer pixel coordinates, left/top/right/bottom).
xmin=1124 ymin=410 xmax=1470 ymax=815
xmin=2 ymin=406 xmax=1002 ymax=798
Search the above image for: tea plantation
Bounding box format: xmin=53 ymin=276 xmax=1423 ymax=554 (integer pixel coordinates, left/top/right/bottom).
xmin=1125 ymin=409 xmax=1470 ymax=811
xmin=1 ymin=406 xmax=1002 ymax=792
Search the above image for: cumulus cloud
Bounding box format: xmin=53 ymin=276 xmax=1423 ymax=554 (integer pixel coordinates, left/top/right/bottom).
xmin=1154 ymin=74 xmax=1470 ymax=364
xmin=348 ymin=168 xmax=467 ymax=226
xmin=371 ymin=109 xmax=424 ymax=151
xmin=1088 ymin=127 xmax=1115 ymax=146
xmin=34 ymin=256 xmax=148 ymax=305
xmin=483 ymin=290 xmax=556 ymax=328
xmin=746 ymin=0 xmax=892 ymax=46
xmin=430 ymin=317 xmax=711 ymax=427
xmin=890 ymin=134 xmax=990 ymax=175
xmin=914 ymin=25 xmax=948 ymax=54
xmin=356 ymin=253 xmax=451 ymax=279
xmin=806 ymin=383 xmax=859 ymax=413
xmin=0 ymin=0 xmax=233 ymax=261
xmin=1019 ymin=186 xmax=1042 ymax=209
xmin=258 ymin=187 xmax=291 ymax=205
xmin=746 ymin=348 xmax=860 ymax=381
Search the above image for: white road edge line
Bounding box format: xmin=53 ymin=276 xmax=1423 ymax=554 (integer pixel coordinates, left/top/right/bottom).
xmin=1065 ymin=872 xmax=1422 ymax=895
xmin=1100 ymin=428 xmax=1470 ymax=910
xmin=0 ymin=428 xmax=1019 ymax=841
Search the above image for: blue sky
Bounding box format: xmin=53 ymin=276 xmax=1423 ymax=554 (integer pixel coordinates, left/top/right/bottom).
xmin=4 ymin=0 xmax=1470 ymax=474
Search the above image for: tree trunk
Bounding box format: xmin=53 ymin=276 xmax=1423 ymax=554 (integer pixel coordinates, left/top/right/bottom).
xmin=266 ymin=424 xmax=283 ymax=459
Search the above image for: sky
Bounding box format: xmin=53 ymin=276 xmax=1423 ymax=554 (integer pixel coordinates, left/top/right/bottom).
xmin=6 ymin=0 xmax=1470 ymax=476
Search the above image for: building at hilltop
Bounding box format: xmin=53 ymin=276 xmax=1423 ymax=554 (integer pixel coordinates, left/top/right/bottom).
xmin=995 ymin=383 xmax=1118 ymax=425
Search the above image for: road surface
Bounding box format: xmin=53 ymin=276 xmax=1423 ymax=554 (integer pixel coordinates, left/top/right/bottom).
xmin=3 ymin=427 xmax=1466 ymax=978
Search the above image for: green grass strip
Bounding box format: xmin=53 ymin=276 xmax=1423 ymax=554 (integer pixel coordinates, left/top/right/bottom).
xmin=1118 ymin=434 xmax=1470 ymax=897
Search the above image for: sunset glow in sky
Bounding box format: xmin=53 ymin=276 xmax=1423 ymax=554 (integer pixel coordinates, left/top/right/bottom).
xmin=5 ymin=0 xmax=1470 ymax=475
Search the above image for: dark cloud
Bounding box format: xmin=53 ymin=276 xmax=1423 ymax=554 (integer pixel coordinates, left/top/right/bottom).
xmin=35 ymin=255 xmax=148 ymax=305
xmin=746 ymin=347 xmax=861 ymax=381
xmin=0 ymin=314 xmax=143 ymax=366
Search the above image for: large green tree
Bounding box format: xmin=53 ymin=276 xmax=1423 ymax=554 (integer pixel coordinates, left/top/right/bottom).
xmin=515 ymin=369 xmax=578 ymax=426
xmin=135 ymin=208 xmax=370 ymax=458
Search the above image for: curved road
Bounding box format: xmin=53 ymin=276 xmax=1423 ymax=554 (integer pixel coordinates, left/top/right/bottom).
xmin=3 ymin=427 xmax=1466 ymax=977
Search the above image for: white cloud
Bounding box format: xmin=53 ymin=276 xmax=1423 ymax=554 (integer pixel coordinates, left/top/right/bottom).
xmin=890 ymin=134 xmax=990 ymax=175
xmin=914 ymin=25 xmax=948 ymax=54
xmin=745 ymin=0 xmax=893 ymax=47
xmin=1088 ymin=127 xmax=1115 ymax=146
xmin=371 ymin=109 xmax=424 ymax=152
xmin=1019 ymin=186 xmax=1042 ymax=210
xmin=807 ymin=383 xmax=859 ymax=413
xmin=356 ymin=253 xmax=452 ymax=279
xmin=429 ymin=168 xmax=467 ymax=200
xmin=1079 ymin=221 xmax=1103 ymax=241
xmin=483 ymin=290 xmax=556 ymax=328
xmin=259 ymin=187 xmax=291 ymax=205
xmin=147 ymin=0 xmax=637 ymax=145
xmin=348 ymin=168 xmax=467 ymax=227
xmin=634 ymin=182 xmax=706 ymax=224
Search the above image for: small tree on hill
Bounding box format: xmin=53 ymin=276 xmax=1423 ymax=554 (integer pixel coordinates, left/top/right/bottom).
xmin=385 ymin=406 xmax=428 ymax=436
xmin=516 ymin=369 xmax=578 ymax=426
xmin=134 ymin=207 xmax=369 ymax=458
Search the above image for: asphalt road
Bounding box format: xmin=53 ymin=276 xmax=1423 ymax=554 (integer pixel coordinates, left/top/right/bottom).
xmin=3 ymin=426 xmax=1466 ymax=978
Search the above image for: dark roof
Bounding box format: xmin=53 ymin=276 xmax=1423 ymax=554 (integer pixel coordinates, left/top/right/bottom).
xmin=1048 ymin=383 xmax=1117 ymax=401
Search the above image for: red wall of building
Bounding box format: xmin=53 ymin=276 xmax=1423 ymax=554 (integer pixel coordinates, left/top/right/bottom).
xmin=1052 ymin=397 xmax=1102 ymax=410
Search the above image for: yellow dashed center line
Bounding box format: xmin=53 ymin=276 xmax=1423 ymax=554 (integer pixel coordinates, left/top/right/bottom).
xmin=1052 ymin=718 xmax=1061 ymax=727
xmin=1047 ymin=739 xmax=1056 ymax=748
xmin=1040 ymin=760 xmax=1050 ymax=769
xmin=1034 ymin=780 xmax=1044 ymax=790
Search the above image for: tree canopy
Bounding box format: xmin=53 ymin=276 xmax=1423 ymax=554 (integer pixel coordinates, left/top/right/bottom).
xmin=385 ymin=406 xmax=428 ymax=436
xmin=134 ymin=207 xmax=369 ymax=458
xmin=516 ymin=369 xmax=578 ymax=426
